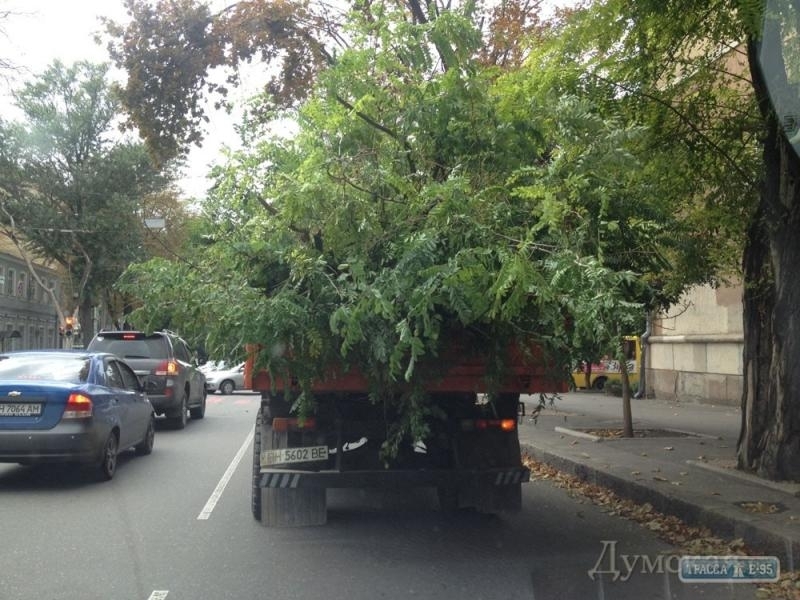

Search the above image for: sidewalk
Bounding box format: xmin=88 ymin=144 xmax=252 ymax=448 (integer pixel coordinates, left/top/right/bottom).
xmin=518 ymin=391 xmax=800 ymax=564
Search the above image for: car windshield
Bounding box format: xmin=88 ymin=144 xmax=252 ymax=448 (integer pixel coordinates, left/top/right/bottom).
xmin=0 ymin=355 xmax=90 ymax=383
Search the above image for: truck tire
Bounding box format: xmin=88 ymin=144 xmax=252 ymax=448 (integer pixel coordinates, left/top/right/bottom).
xmin=257 ymin=394 xmax=327 ymax=527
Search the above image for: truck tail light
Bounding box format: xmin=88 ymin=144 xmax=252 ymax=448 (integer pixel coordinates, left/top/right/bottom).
xmin=461 ymin=418 xmax=516 ymax=432
xmin=272 ymin=417 xmax=317 ymax=432
xmin=63 ymin=393 xmax=93 ymax=419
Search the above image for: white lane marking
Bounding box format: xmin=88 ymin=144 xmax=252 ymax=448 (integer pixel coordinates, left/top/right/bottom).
xmin=148 ymin=592 xmax=169 ymax=600
xmin=197 ymin=430 xmax=254 ymax=520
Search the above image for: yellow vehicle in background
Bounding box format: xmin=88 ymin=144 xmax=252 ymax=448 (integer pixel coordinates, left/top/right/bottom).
xmin=572 ymin=336 xmax=641 ymax=391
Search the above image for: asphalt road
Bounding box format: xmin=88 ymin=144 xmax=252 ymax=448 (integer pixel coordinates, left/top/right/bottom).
xmin=0 ymin=393 xmax=756 ymax=600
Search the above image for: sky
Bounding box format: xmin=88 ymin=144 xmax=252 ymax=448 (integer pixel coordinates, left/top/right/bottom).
xmin=0 ymin=0 xmax=577 ymax=199
xmin=0 ymin=0 xmax=235 ymax=199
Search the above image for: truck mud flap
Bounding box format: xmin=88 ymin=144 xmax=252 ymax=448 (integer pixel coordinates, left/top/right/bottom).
xmin=493 ymin=470 xmax=530 ymax=485
xmin=258 ymin=466 xmax=530 ymax=489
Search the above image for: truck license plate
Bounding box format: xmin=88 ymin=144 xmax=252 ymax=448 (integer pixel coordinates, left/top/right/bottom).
xmin=261 ymin=446 xmax=329 ymax=467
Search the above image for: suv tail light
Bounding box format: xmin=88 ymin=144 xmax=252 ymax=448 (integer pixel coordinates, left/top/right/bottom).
xmin=154 ymin=360 xmax=179 ymax=376
xmin=63 ymin=393 xmax=93 ymax=419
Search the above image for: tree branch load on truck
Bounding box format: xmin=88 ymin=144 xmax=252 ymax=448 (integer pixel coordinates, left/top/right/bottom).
xmin=246 ymin=337 xmax=567 ymax=527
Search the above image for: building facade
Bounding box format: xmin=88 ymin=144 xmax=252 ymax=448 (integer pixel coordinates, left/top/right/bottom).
xmin=0 ymin=237 xmax=61 ymax=351
xmin=647 ymin=282 xmax=744 ymax=406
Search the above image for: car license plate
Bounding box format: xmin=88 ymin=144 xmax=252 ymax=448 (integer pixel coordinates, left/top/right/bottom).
xmin=0 ymin=403 xmax=42 ymax=416
xmin=261 ymin=446 xmax=328 ymax=467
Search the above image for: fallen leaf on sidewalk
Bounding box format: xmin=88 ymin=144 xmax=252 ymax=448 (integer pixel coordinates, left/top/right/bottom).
xmin=570 ymin=440 xmax=579 ymax=446
xmin=679 ymin=471 xmax=688 ymax=476
xmin=663 ymin=446 xmax=674 ymax=451
xmin=698 ymin=455 xmax=706 ymax=460
xmin=580 ymin=452 xmax=591 ymax=458
xmin=631 ymin=471 xmax=641 ymax=476
xmin=671 ymin=481 xmax=682 ymax=486
xmin=523 ymin=456 xmax=800 ymax=600
xmin=640 ymin=452 xmax=648 ymax=457
xmin=738 ymin=501 xmax=783 ymax=514
xmin=652 ymin=475 xmax=668 ymax=482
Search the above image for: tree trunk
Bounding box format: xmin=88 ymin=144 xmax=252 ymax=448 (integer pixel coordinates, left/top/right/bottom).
xmin=583 ymin=361 xmax=592 ymax=389
xmin=737 ymin=37 xmax=800 ymax=481
xmin=620 ymin=354 xmax=634 ymax=438
xmin=79 ymin=301 xmax=94 ymax=348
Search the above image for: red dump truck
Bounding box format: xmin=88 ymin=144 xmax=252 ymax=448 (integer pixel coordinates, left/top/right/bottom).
xmin=246 ymin=338 xmax=565 ymax=526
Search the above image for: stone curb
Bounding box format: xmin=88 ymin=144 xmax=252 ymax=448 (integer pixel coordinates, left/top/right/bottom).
xmin=521 ymin=442 xmax=800 ymax=565
xmin=686 ymin=459 xmax=800 ymax=498
xmin=553 ymin=426 xmax=602 ymax=442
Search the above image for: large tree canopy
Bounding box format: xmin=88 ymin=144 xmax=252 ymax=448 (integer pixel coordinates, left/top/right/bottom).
xmin=551 ymin=0 xmax=800 ymax=480
xmin=103 ymin=0 xmax=564 ymax=165
xmin=0 ymin=60 xmax=169 ymax=337
xmin=109 ymin=0 xmax=714 ymax=455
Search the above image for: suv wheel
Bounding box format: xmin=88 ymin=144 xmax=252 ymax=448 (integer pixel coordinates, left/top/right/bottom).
xmin=170 ymin=394 xmax=188 ymax=430
xmin=190 ymin=390 xmax=207 ymax=419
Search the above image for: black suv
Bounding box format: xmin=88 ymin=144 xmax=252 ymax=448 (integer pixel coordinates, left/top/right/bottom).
xmin=87 ymin=330 xmax=207 ymax=429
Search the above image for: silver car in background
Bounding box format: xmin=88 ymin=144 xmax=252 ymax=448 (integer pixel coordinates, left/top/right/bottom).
xmin=205 ymin=362 xmax=245 ymax=395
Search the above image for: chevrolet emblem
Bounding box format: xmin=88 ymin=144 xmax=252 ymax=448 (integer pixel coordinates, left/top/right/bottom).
xmin=7 ymin=391 xmax=22 ymax=397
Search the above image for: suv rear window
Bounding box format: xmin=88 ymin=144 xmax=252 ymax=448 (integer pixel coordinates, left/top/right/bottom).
xmin=88 ymin=334 xmax=169 ymax=360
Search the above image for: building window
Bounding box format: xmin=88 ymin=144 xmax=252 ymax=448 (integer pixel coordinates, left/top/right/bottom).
xmin=0 ymin=265 xmax=5 ymax=295
xmin=6 ymin=268 xmax=14 ymax=296
xmin=18 ymin=272 xmax=27 ymax=300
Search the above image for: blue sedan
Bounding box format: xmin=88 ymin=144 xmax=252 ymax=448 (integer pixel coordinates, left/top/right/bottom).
xmin=0 ymin=351 xmax=155 ymax=480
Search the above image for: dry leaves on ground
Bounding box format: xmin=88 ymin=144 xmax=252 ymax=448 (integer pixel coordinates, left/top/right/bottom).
xmin=523 ymin=454 xmax=800 ymax=599
xmin=738 ymin=501 xmax=784 ymax=514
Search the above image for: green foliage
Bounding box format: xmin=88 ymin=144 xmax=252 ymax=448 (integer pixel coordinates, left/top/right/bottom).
xmin=115 ymin=1 xmax=728 ymax=458
xmin=0 ymin=60 xmax=169 ymax=328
